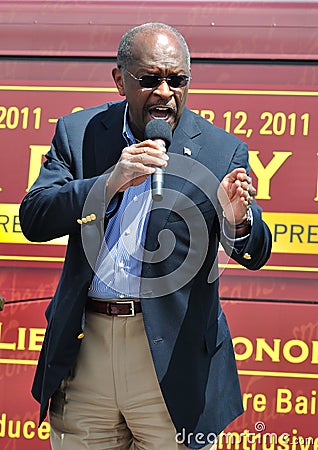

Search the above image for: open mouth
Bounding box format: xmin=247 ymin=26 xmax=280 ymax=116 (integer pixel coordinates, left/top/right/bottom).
xmin=148 ymin=106 xmax=175 ymax=121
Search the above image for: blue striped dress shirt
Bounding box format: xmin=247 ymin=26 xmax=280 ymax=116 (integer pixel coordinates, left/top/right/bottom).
xmin=89 ymin=107 xmax=152 ymax=299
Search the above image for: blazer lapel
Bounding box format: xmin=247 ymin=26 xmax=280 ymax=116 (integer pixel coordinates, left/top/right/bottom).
xmin=142 ymin=109 xmax=203 ymax=276
xmin=165 ymin=109 xmax=202 ymax=196
xmin=81 ymin=101 xmax=127 ymax=266
xmin=82 ymin=101 xmax=127 ymax=178
xmin=169 ymin=108 xmax=202 ymax=158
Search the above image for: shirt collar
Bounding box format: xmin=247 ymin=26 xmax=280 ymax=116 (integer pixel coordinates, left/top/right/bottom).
xmin=122 ymin=103 xmax=137 ymax=146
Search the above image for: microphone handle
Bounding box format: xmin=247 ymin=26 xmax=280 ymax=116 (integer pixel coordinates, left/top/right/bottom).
xmin=152 ymin=166 xmax=165 ymax=201
xmin=152 ymin=138 xmax=166 ymax=201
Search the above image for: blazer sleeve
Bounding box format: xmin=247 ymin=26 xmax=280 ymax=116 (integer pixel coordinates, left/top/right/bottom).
xmin=19 ymin=117 xmax=107 ymax=242
xmin=219 ymin=140 xmax=272 ymax=270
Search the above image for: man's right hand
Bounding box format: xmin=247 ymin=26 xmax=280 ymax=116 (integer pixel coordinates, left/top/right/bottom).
xmin=106 ymin=140 xmax=169 ymax=195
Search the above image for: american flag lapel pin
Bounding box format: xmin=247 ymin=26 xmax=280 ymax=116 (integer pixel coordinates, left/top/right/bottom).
xmin=183 ymin=147 xmax=192 ymax=156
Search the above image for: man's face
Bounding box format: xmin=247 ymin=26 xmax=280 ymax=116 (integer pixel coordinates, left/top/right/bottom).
xmin=113 ymin=30 xmax=190 ymax=140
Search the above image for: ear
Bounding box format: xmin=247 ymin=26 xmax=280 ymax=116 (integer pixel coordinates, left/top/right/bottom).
xmin=112 ymin=67 xmax=125 ymax=97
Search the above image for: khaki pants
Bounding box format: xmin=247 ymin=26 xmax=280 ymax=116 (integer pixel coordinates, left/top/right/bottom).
xmin=49 ymin=309 xmax=215 ymax=450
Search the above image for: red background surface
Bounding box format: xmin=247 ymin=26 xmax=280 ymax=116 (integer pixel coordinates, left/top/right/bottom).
xmin=0 ymin=1 xmax=317 ymax=448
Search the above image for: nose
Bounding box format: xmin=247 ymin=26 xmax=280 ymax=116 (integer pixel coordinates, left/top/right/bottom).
xmin=153 ymin=79 xmax=173 ymax=98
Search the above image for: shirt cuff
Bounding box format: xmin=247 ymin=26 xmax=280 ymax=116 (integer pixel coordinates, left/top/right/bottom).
xmin=222 ymin=208 xmax=253 ymax=243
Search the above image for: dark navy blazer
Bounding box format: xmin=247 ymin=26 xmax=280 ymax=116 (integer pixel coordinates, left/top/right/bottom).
xmin=20 ymin=101 xmax=271 ymax=449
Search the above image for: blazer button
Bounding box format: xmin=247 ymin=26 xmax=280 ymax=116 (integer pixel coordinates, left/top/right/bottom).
xmin=77 ymin=333 xmax=85 ymax=340
xmin=243 ymin=252 xmax=252 ymax=260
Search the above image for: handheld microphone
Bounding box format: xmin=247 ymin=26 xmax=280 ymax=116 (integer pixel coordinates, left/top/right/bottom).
xmin=144 ymin=119 xmax=172 ymax=201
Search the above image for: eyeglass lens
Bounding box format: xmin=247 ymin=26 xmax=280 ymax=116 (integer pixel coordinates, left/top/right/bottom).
xmin=139 ymin=74 xmax=189 ymax=89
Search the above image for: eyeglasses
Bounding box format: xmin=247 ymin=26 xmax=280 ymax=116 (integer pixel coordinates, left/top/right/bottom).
xmin=126 ymin=70 xmax=191 ymax=89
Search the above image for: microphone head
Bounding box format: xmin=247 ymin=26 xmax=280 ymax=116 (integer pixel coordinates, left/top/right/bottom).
xmin=144 ymin=119 xmax=172 ymax=147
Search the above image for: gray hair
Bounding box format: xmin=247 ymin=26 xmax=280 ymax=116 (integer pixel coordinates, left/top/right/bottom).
xmin=117 ymin=22 xmax=191 ymax=71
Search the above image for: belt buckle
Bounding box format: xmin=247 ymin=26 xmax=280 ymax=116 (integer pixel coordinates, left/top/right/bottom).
xmin=117 ymin=300 xmax=135 ymax=317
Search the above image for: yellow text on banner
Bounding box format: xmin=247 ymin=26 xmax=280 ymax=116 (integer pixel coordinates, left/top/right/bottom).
xmin=0 ymin=204 xmax=317 ymax=255
xmin=0 ymin=203 xmax=67 ymax=245
xmin=262 ymin=212 xmax=318 ymax=255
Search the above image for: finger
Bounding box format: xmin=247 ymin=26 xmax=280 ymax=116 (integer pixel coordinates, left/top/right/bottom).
xmin=135 ymin=139 xmax=166 ymax=149
xmin=239 ymin=180 xmax=250 ymax=191
xmin=129 ymin=152 xmax=169 ymax=168
xmin=236 ymin=174 xmax=256 ymax=196
xmin=123 ymin=160 xmax=156 ymax=177
xmin=239 ymin=193 xmax=249 ymax=207
xmin=248 ymin=184 xmax=257 ymax=196
xmin=231 ymin=168 xmax=247 ymax=179
xmin=234 ymin=183 xmax=249 ymax=202
xmin=236 ymin=172 xmax=252 ymax=183
xmin=234 ymin=179 xmax=248 ymax=192
xmin=127 ymin=141 xmax=168 ymax=155
xmin=122 ymin=147 xmax=169 ymax=165
xmin=223 ymin=168 xmax=245 ymax=184
xmin=242 ymin=192 xmax=253 ymax=206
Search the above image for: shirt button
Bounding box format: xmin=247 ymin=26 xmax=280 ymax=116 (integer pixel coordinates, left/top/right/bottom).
xmin=133 ymin=196 xmax=138 ymax=202
xmin=119 ymin=294 xmax=125 ymax=298
xmin=124 ymin=228 xmax=131 ymax=235
xmin=119 ymin=262 xmax=125 ymax=268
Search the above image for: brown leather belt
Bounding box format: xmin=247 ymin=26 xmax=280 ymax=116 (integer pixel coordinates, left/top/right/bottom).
xmin=86 ymin=298 xmax=142 ymax=317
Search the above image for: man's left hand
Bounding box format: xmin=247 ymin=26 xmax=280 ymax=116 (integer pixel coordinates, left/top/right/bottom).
xmin=217 ymin=168 xmax=256 ymax=224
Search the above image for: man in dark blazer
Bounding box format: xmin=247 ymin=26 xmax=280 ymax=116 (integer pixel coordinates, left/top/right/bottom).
xmin=20 ymin=23 xmax=271 ymax=450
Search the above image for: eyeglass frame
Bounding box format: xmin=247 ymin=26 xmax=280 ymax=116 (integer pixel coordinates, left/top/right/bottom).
xmin=126 ymin=70 xmax=191 ymax=90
